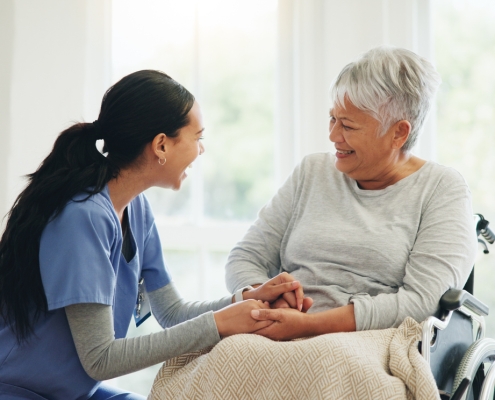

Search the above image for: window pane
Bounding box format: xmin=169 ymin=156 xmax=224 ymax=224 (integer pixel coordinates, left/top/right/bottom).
xmin=112 ymin=0 xmax=276 ymax=223
xmin=196 ymin=1 xmax=277 ymax=221
xmin=434 ymin=0 xmax=495 ymax=337
xmin=112 ymin=0 xmax=197 ymax=221
xmin=157 ymin=248 xmax=231 ymax=301
xmin=110 ymin=1 xmax=277 ymax=395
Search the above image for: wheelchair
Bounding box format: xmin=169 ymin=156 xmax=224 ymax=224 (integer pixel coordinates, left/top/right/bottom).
xmin=421 ymin=214 xmax=495 ymax=400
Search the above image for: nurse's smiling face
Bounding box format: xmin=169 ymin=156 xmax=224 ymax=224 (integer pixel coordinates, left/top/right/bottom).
xmin=160 ymin=101 xmax=205 ymax=190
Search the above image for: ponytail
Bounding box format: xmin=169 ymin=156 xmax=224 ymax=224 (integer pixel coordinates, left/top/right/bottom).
xmin=0 ymin=123 xmax=115 ymax=342
xmin=0 ymin=69 xmax=195 ymax=342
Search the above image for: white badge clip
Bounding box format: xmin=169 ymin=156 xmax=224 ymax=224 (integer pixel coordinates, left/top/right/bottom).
xmin=134 ymin=278 xmax=152 ymax=327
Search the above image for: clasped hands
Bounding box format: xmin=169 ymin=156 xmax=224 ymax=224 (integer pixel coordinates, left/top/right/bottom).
xmin=214 ymin=272 xmax=314 ymax=341
xmin=242 ymin=272 xmax=314 ymax=313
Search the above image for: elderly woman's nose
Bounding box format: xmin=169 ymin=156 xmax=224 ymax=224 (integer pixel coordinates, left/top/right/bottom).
xmin=329 ymin=123 xmax=343 ymax=143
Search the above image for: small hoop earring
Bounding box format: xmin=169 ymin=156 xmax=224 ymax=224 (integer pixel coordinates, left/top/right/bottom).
xmin=158 ymin=158 xmax=166 ymax=166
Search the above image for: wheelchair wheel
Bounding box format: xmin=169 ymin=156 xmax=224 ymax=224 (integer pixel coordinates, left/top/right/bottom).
xmin=452 ymin=338 xmax=495 ymax=400
xmin=479 ymin=362 xmax=495 ymax=400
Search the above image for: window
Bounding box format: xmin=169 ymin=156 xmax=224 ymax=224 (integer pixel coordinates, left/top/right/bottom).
xmin=434 ymin=0 xmax=495 ymax=337
xmin=110 ymin=0 xmax=277 ymax=394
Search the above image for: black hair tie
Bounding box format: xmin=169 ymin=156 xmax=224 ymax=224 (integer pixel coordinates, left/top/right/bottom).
xmin=92 ymin=120 xmax=104 ymax=140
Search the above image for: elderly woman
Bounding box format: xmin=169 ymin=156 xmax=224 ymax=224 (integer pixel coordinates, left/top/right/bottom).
xmin=225 ymin=46 xmax=477 ymax=340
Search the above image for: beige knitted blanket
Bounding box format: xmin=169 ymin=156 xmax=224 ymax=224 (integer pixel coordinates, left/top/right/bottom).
xmin=148 ymin=317 xmax=439 ymax=400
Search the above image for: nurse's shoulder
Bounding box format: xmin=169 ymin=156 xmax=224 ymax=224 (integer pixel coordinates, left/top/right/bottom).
xmin=44 ymin=189 xmax=120 ymax=245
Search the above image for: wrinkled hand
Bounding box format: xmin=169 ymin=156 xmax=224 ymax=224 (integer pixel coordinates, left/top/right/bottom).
xmin=250 ymin=308 xmax=311 ymax=341
xmin=214 ymin=299 xmax=272 ymax=338
xmin=243 ymin=272 xmax=305 ymax=311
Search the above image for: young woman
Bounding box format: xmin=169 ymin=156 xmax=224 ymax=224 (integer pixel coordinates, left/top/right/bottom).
xmin=0 ymin=70 xmax=304 ymax=400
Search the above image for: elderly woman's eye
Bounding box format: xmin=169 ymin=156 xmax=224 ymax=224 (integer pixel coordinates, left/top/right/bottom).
xmin=342 ymin=124 xmax=352 ymax=131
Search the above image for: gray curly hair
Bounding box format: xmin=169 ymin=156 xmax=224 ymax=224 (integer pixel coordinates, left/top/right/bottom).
xmin=330 ymin=46 xmax=441 ymax=151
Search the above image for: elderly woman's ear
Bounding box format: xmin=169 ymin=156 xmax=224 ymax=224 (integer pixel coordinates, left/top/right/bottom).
xmin=392 ymin=120 xmax=412 ymax=150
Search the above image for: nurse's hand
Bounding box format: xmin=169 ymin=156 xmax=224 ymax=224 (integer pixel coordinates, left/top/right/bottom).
xmin=242 ymin=272 xmax=305 ymax=311
xmin=214 ymin=299 xmax=273 ymax=338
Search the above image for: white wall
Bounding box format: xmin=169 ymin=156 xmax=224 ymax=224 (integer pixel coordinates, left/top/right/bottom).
xmin=0 ymin=0 xmax=15 ymax=226
xmin=0 ymin=0 xmax=111 ymax=228
xmin=275 ymin=0 xmax=435 ymax=185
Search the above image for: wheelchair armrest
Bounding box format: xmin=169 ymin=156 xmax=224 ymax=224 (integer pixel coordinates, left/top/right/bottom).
xmin=440 ymin=289 xmax=489 ymax=317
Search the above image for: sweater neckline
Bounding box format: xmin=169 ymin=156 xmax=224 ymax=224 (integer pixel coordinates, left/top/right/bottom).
xmin=346 ymin=161 xmax=432 ymax=197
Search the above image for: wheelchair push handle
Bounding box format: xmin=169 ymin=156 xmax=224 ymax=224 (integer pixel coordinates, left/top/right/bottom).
xmin=481 ymin=226 xmax=495 ymax=244
xmin=475 ymin=214 xmax=495 ymax=245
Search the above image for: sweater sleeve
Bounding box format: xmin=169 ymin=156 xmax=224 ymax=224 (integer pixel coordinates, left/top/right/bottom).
xmin=349 ymin=171 xmax=477 ymax=331
xmin=225 ymin=162 xmax=302 ymax=293
xmin=148 ymin=282 xmax=232 ymax=328
xmin=65 ymin=302 xmax=221 ymax=381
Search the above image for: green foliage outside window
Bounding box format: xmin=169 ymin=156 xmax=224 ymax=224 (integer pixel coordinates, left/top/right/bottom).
xmin=434 ymin=0 xmax=495 ymax=337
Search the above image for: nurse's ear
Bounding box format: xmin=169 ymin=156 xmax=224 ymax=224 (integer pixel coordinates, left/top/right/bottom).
xmin=151 ymin=133 xmax=168 ymax=163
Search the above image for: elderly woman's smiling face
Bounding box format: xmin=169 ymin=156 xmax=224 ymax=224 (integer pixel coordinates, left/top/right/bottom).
xmin=329 ymin=97 xmax=412 ymax=190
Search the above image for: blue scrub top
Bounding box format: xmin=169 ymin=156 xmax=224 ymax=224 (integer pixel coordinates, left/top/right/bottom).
xmin=0 ymin=186 xmax=171 ymax=400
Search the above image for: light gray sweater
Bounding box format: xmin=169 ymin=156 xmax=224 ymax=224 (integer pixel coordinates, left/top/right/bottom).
xmin=225 ymin=153 xmax=477 ymax=331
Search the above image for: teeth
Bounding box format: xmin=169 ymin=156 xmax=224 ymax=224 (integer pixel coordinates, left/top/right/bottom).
xmin=337 ymin=150 xmax=353 ymax=154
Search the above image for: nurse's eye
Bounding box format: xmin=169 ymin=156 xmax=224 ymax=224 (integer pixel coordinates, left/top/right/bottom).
xmin=198 ymin=136 xmax=204 ymax=141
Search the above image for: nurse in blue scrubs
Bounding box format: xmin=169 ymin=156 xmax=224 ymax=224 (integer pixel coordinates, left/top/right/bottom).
xmin=0 ymin=70 xmax=305 ymax=400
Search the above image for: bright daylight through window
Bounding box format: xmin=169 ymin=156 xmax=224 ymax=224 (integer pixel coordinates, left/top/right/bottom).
xmin=434 ymin=0 xmax=495 ymax=339
xmin=110 ymin=0 xmax=277 ymax=393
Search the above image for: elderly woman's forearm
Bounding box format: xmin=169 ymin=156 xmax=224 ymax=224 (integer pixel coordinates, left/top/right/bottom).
xmin=307 ymin=304 xmax=357 ymax=335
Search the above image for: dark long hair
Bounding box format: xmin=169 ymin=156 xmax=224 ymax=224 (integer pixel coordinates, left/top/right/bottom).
xmin=0 ymin=70 xmax=195 ymax=342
